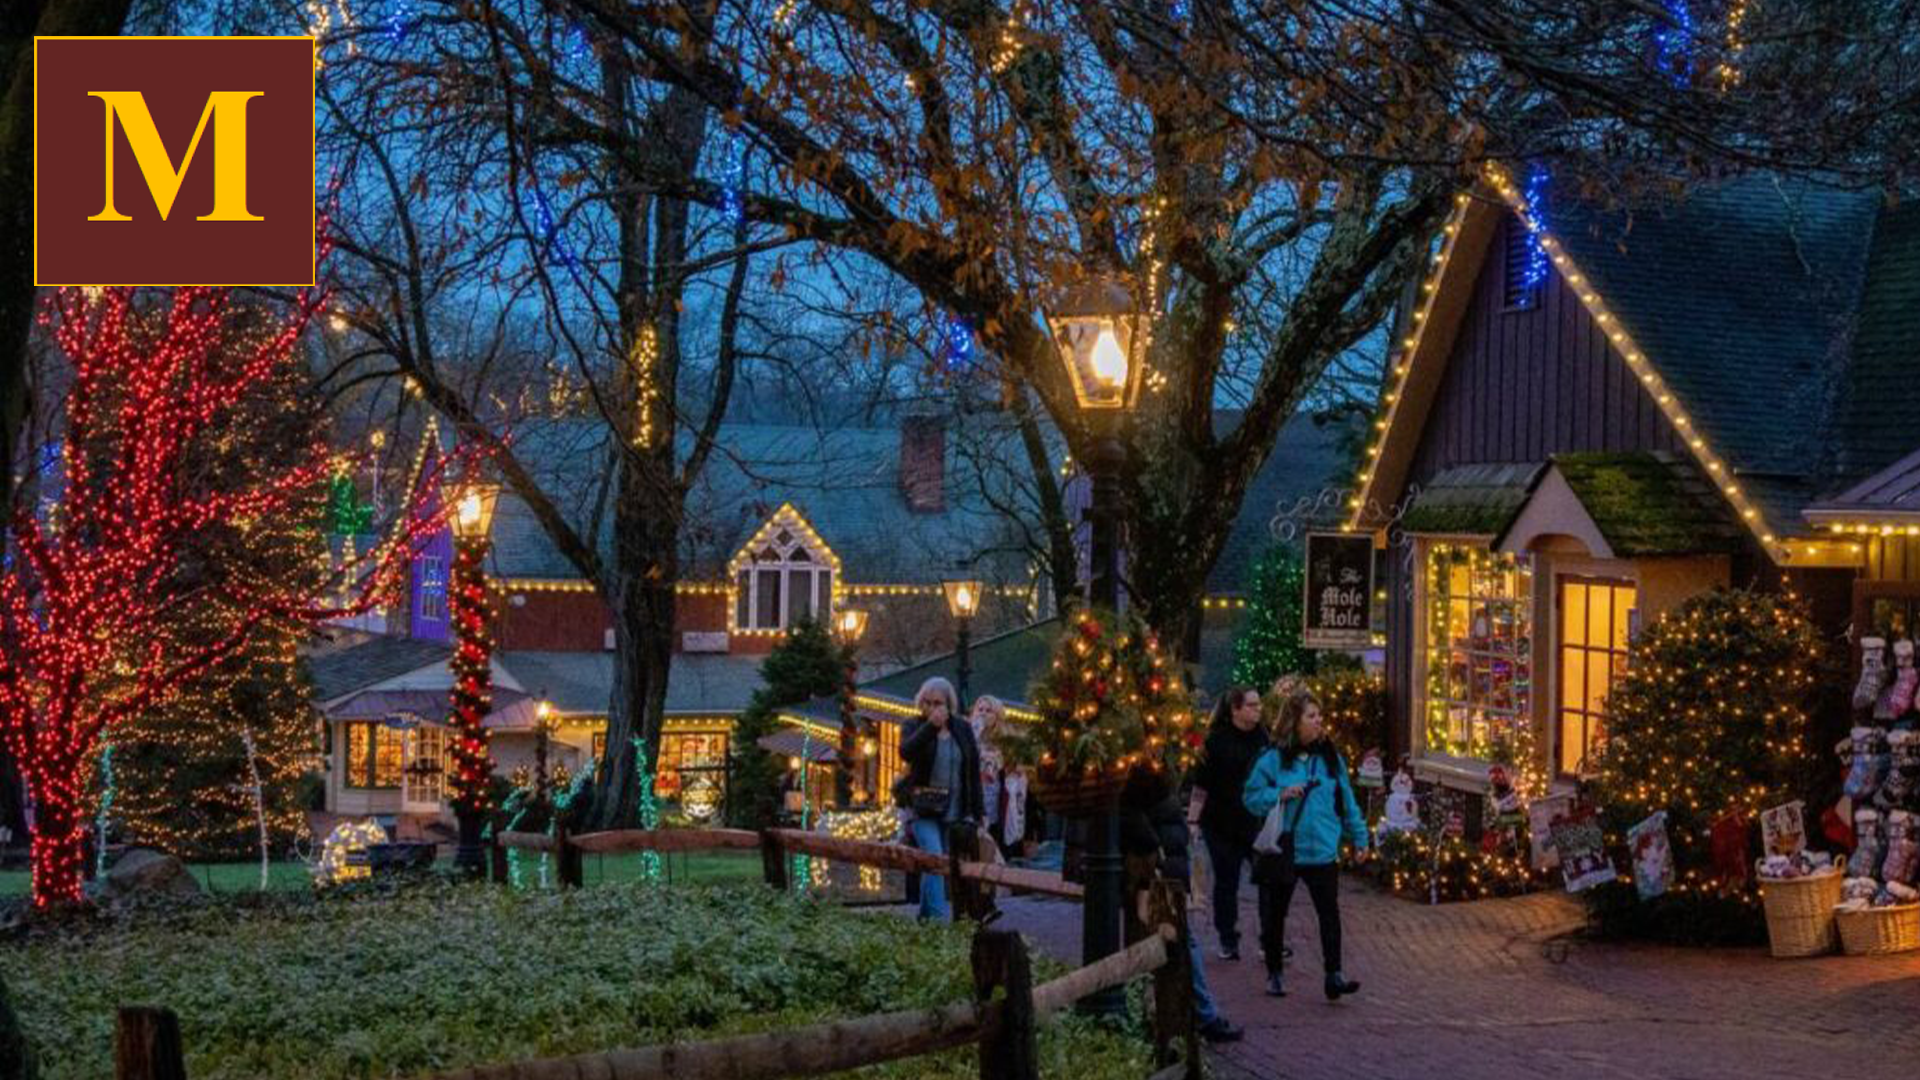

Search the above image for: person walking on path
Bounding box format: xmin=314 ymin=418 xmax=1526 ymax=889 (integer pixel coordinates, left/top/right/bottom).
xmin=1124 ymin=780 xmax=1245 ymax=1044
xmin=1187 ymin=685 xmax=1269 ymax=960
xmin=969 ymin=695 xmax=1028 ymax=855
xmin=900 ymin=677 xmax=985 ymax=921
xmin=1244 ymin=687 xmax=1369 ymax=1000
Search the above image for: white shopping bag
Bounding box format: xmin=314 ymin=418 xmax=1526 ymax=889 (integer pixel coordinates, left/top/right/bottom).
xmin=1252 ymin=797 xmax=1288 ymax=855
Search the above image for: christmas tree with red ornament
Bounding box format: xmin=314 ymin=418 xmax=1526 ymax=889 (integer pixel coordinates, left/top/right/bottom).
xmin=1004 ymin=607 xmax=1198 ymax=798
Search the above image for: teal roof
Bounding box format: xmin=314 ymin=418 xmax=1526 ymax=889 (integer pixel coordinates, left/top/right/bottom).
xmin=1548 ymin=176 xmax=1883 ymax=535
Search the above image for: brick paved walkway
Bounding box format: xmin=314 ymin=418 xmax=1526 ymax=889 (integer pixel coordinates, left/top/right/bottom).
xmin=990 ymin=876 xmax=1920 ymax=1079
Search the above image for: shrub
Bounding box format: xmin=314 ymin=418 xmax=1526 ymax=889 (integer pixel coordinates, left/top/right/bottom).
xmin=1587 ymin=588 xmax=1824 ymax=941
xmin=1304 ymin=667 xmax=1386 ymax=768
xmin=0 ymin=882 xmax=1149 ymax=1080
xmin=729 ymin=619 xmax=848 ymax=829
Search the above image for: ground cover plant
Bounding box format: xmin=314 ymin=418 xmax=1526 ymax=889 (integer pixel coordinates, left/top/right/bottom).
xmin=1 ymin=880 xmax=1149 ymax=1079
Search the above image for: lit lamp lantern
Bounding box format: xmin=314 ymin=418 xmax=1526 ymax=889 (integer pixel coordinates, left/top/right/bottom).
xmin=1046 ymin=277 xmax=1148 ymax=412
xmin=447 ymin=481 xmax=500 ymax=541
xmin=943 ymin=578 xmax=984 ymax=714
xmin=834 ymin=607 xmax=870 ymax=644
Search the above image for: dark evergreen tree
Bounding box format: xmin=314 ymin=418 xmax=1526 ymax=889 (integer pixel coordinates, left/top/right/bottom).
xmin=1231 ymin=543 xmax=1314 ymax=691
xmin=728 ymin=620 xmax=848 ymax=829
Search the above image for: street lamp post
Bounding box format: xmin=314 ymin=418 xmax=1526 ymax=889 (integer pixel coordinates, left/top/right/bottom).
xmin=833 ymin=608 xmax=869 ymax=807
xmin=1047 ymin=276 xmax=1148 ymax=1018
xmin=444 ymin=480 xmax=501 ymax=876
xmin=941 ymin=579 xmax=983 ymax=712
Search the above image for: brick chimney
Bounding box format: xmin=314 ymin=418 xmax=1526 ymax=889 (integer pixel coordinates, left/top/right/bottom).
xmin=899 ymin=415 xmax=946 ymax=513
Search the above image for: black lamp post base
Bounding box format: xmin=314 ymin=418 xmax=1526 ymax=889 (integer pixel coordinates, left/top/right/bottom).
xmin=1078 ymin=807 xmax=1126 ymax=1019
xmin=453 ymin=811 xmax=487 ymax=876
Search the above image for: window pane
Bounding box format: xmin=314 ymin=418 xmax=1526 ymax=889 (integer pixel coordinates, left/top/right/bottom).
xmin=348 ymin=723 xmax=370 ymax=787
xmin=757 ymin=569 xmax=782 ymax=627
xmin=1587 ymin=657 xmax=1612 ymax=716
xmin=736 ymin=571 xmax=751 ymax=627
xmin=374 ymin=727 xmax=403 ymax=787
xmin=1561 ymin=715 xmax=1586 ymax=776
xmin=1612 ymin=588 xmax=1635 ymax=651
xmin=817 ymin=570 xmax=832 ymax=618
xmin=1563 ymin=584 xmax=1588 ymax=647
xmin=790 ymin=569 xmax=815 ymax=624
xmin=1561 ymin=649 xmax=1584 ymax=711
xmin=1589 ymin=585 xmax=1609 ymax=649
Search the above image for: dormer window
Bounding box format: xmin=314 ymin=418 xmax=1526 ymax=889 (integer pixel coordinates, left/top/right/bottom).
xmin=731 ymin=511 xmax=838 ymax=632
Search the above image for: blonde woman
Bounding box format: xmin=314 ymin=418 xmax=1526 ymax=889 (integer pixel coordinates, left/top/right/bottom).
xmin=1243 ymin=688 xmax=1369 ymax=1000
xmin=900 ymin=677 xmax=985 ymax=921
xmin=969 ymin=695 xmax=1028 ymax=852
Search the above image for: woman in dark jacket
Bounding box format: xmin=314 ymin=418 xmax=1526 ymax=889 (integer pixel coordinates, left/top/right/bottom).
xmin=1186 ymin=685 xmax=1268 ymax=959
xmin=898 ymin=676 xmax=984 ymax=921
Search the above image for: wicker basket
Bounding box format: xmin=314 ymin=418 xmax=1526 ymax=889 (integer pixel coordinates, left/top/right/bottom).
xmin=1835 ymin=903 xmax=1920 ymax=956
xmin=1759 ymin=871 xmax=1845 ymax=958
xmin=1030 ymin=767 xmax=1129 ymax=818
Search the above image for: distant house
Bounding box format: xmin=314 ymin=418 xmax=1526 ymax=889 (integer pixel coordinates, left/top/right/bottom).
xmin=309 ymin=407 xmax=1349 ymax=830
xmin=1348 ymin=174 xmax=1920 ymax=800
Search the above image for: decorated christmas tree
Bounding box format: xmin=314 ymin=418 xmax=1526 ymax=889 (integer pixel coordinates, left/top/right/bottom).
xmin=1587 ymin=588 xmax=1824 ymax=941
xmin=111 ymin=358 xmax=329 ymax=863
xmin=1232 ymin=543 xmax=1313 ymax=691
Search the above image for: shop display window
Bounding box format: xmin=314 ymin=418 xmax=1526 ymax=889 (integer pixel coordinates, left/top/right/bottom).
xmin=1423 ymin=543 xmax=1534 ymax=762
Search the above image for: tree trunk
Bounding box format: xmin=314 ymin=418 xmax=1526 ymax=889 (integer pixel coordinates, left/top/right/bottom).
xmin=594 ymin=452 xmax=677 ymax=830
xmin=24 ymin=755 xmax=86 ymax=908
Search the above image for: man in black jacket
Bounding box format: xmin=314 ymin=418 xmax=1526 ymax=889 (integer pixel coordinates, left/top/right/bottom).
xmin=1188 ymin=686 xmax=1269 ymax=960
xmin=1123 ymin=786 xmax=1244 ymax=1044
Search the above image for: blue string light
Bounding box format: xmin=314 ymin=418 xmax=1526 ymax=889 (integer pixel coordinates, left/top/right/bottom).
xmin=37 ymin=439 xmax=60 ymax=477
xmin=1653 ymin=0 xmax=1694 ymax=88
xmin=1520 ymin=164 xmax=1550 ymax=295
xmin=526 ymin=186 xmax=576 ymax=269
xmin=718 ymin=133 xmax=745 ymax=226
xmin=385 ymin=0 xmax=413 ymax=45
xmin=944 ymin=316 xmax=973 ymax=372
xmin=1170 ymin=0 xmax=1189 ymax=23
xmin=565 ymin=21 xmax=589 ymax=65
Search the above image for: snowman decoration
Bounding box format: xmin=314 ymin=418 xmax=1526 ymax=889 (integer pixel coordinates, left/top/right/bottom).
xmin=1380 ymin=765 xmax=1421 ymax=835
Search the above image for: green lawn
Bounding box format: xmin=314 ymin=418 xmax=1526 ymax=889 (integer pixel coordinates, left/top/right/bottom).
xmin=0 ymin=851 xmax=762 ymax=896
xmin=1 ymin=880 xmax=1150 ymax=1080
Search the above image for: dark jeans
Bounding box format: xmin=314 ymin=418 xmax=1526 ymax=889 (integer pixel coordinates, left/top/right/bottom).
xmin=1257 ymin=860 xmax=1342 ymax=976
xmin=1202 ymin=826 xmax=1252 ymax=949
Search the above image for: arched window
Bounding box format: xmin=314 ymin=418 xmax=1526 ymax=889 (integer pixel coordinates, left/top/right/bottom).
xmin=733 ymin=515 xmax=835 ymax=631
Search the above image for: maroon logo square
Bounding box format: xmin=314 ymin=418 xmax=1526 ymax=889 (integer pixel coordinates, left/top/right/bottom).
xmin=34 ymin=37 xmax=315 ymax=286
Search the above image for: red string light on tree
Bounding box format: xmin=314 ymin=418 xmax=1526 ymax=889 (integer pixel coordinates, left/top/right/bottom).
xmin=0 ymin=284 xmax=466 ymax=909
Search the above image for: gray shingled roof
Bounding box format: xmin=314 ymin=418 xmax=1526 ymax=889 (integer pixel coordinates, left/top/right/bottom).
xmin=496 ymin=651 xmax=764 ymax=716
xmin=308 ymin=636 xmax=452 ymax=703
xmin=480 ymin=420 xmax=1031 ymax=586
xmin=1549 ymin=176 xmax=1882 ymax=536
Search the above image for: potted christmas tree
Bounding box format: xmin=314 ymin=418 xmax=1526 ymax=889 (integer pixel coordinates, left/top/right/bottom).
xmin=1000 ymin=608 xmax=1199 ymax=816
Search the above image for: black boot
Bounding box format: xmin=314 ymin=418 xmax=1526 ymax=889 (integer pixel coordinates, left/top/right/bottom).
xmin=1324 ymin=972 xmax=1360 ymax=1000
xmin=1265 ymin=972 xmax=1287 ymax=997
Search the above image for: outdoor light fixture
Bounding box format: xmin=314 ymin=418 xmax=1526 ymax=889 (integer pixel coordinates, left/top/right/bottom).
xmin=1046 ymin=276 xmax=1148 ymax=411
xmin=834 ymin=607 xmax=870 ymax=644
xmin=446 ymin=480 xmax=500 ymax=540
xmin=942 ymin=579 xmax=984 ymax=621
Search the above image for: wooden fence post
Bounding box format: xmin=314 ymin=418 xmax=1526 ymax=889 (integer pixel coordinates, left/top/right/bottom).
xmin=948 ymin=822 xmax=988 ymax=922
xmin=555 ymin=827 xmax=584 ymax=889
xmin=1146 ymin=882 xmax=1199 ymax=1080
xmin=114 ymin=1007 xmax=186 ymax=1080
xmin=759 ymin=829 xmax=788 ymax=892
xmin=971 ymin=929 xmax=1037 ymax=1080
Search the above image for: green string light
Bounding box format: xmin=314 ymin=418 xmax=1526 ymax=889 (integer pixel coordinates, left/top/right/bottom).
xmin=632 ymin=737 xmax=662 ymax=883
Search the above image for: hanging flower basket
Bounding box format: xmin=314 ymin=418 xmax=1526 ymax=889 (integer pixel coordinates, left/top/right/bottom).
xmin=1002 ymin=608 xmax=1199 ymax=817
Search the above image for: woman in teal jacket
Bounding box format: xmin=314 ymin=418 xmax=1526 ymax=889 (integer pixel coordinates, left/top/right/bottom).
xmin=1243 ymin=687 xmax=1368 ymax=1000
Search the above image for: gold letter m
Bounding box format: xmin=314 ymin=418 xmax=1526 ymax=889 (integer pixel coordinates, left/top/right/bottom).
xmin=87 ymin=90 xmax=265 ymax=222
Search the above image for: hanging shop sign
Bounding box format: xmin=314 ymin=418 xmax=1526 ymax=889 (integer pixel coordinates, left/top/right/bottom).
xmin=1302 ymin=531 xmax=1375 ymax=649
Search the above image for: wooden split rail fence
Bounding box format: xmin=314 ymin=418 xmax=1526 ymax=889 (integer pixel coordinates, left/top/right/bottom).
xmin=112 ymin=828 xmax=1200 ymax=1080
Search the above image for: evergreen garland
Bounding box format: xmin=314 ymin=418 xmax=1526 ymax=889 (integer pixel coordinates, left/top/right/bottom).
xmin=727 ymin=620 xmax=849 ymax=829
xmin=1232 ymin=543 xmax=1313 ymax=691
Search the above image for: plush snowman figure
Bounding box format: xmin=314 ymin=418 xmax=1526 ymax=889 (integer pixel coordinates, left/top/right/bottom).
xmin=1380 ymin=767 xmax=1421 ymax=835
